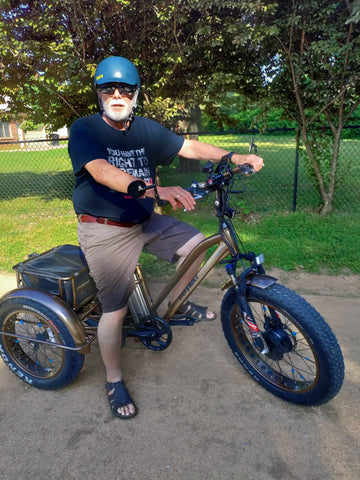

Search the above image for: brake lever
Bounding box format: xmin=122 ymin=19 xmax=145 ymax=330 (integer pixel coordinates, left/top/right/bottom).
xmin=186 ymin=180 xmax=211 ymax=200
xmin=202 ymin=161 xmax=215 ymax=174
xmin=237 ymin=163 xmax=255 ymax=176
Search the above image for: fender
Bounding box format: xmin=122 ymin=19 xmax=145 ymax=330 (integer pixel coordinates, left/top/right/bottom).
xmin=221 ymin=272 xmax=277 ymax=291
xmin=0 ymin=288 xmax=90 ymax=354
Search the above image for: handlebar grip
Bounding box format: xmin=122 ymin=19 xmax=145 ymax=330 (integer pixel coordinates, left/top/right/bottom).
xmin=127 ymin=180 xmax=147 ymax=198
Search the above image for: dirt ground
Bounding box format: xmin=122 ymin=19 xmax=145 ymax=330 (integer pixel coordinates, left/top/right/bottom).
xmin=0 ymin=269 xmax=359 ymax=480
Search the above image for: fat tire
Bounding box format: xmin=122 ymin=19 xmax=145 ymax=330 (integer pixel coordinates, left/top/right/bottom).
xmin=0 ymin=297 xmax=85 ymax=390
xmin=221 ymin=283 xmax=345 ymax=406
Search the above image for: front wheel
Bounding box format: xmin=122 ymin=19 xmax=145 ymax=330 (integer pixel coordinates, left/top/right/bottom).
xmin=221 ymin=283 xmax=344 ymax=406
xmin=0 ymin=297 xmax=85 ymax=390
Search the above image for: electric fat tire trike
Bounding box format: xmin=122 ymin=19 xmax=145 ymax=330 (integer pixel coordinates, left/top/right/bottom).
xmin=0 ymin=156 xmax=345 ymax=406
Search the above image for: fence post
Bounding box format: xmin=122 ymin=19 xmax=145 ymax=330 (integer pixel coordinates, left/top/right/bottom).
xmin=292 ymin=129 xmax=300 ymax=212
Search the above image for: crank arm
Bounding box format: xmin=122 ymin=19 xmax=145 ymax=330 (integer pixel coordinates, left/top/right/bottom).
xmin=124 ymin=328 xmax=159 ymax=338
xmin=169 ymin=318 xmax=195 ymax=326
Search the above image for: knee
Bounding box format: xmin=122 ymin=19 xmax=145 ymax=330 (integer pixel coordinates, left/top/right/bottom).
xmin=176 ymin=232 xmax=205 ymax=257
xmin=189 ymin=232 xmax=205 ymax=250
xmin=194 ymin=232 xmax=206 ymax=243
xmin=101 ymin=308 xmax=127 ymax=326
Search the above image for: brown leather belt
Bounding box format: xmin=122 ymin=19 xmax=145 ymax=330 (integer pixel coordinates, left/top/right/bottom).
xmin=77 ymin=214 xmax=136 ymax=228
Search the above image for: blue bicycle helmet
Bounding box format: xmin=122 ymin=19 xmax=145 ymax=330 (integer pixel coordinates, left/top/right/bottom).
xmin=94 ymin=56 xmax=141 ymax=89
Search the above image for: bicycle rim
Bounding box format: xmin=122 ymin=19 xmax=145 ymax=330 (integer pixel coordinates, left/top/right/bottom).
xmin=3 ymin=310 xmax=65 ymax=379
xmin=230 ymin=302 xmax=320 ymax=394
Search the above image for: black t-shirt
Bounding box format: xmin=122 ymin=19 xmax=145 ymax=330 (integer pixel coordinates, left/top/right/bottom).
xmin=68 ymin=113 xmax=184 ymax=223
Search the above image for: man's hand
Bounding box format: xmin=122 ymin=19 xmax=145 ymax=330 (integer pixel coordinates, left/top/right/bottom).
xmin=231 ymin=153 xmax=264 ymax=172
xmin=156 ymin=186 xmax=196 ymax=211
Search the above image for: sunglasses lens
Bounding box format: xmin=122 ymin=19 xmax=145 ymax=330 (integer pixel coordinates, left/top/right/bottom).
xmin=100 ymin=87 xmax=115 ymax=95
xmin=98 ymin=84 xmax=136 ymax=97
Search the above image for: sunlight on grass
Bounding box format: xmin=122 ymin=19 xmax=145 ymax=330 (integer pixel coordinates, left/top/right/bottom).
xmin=1 ymin=138 xmax=360 ymax=274
xmin=0 ymin=197 xmax=78 ymax=271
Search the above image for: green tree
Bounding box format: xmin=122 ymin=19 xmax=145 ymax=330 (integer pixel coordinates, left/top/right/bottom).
xmin=0 ymin=0 xmax=98 ymax=129
xmin=0 ymin=0 xmax=265 ymax=173
xmin=0 ymin=0 xmax=261 ymax=130
xmin=244 ymin=0 xmax=360 ymax=214
xmin=2 ymin=0 xmax=359 ymax=210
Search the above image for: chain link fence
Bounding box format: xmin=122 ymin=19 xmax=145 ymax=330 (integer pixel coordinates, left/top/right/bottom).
xmin=1 ymin=128 xmax=359 ymax=215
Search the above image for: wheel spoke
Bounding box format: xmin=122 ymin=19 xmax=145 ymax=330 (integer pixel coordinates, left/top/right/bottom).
xmin=231 ymin=301 xmax=319 ymax=393
xmin=4 ymin=311 xmax=64 ymax=379
xmin=221 ymin=283 xmax=344 ymax=405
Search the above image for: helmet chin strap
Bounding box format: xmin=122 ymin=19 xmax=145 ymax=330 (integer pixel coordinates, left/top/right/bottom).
xmin=123 ymin=106 xmax=136 ymax=130
xmin=122 ymin=90 xmax=138 ymax=130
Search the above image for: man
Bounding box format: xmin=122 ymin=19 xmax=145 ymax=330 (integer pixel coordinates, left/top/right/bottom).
xmin=68 ymin=56 xmax=263 ymax=420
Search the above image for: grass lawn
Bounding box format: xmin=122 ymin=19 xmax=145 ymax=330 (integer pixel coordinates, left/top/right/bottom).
xmin=1 ymin=137 xmax=360 ymax=275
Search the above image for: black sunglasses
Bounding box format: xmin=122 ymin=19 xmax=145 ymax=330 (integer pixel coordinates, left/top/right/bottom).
xmin=97 ymin=83 xmax=137 ymax=97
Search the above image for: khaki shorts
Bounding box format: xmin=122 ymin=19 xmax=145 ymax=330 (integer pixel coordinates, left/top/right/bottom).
xmin=77 ymin=213 xmax=200 ymax=313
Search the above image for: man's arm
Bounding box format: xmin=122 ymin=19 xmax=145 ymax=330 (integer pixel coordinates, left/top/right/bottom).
xmin=84 ymin=158 xmax=196 ymax=211
xmin=84 ymin=139 xmax=264 ymax=212
xmin=85 ymin=159 xmax=138 ymax=192
xmin=178 ymin=138 xmax=264 ymax=172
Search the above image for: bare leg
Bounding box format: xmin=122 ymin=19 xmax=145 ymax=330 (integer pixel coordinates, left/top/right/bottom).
xmin=97 ymin=307 xmax=136 ymax=417
xmin=170 ymin=233 xmax=215 ymax=319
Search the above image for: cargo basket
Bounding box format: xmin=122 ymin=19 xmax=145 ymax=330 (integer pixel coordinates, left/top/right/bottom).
xmin=12 ymin=244 xmax=97 ymax=311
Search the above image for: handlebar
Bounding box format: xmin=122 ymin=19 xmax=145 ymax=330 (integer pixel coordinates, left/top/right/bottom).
xmin=185 ymin=160 xmax=254 ymax=199
xmin=127 ymin=155 xmax=256 ymax=202
xmin=128 ymin=138 xmax=259 ymax=200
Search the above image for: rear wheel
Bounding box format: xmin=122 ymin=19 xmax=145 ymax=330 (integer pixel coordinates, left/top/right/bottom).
xmin=221 ymin=283 xmax=344 ymax=405
xmin=0 ymin=297 xmax=85 ymax=389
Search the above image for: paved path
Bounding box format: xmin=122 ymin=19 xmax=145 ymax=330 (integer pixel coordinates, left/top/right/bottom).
xmin=0 ymin=270 xmax=359 ymax=480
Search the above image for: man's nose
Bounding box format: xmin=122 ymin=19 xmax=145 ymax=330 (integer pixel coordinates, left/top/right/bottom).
xmin=113 ymin=88 xmax=122 ymax=97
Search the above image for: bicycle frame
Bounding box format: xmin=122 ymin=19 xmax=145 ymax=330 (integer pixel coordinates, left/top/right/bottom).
xmin=127 ymin=229 xmax=231 ymax=323
xmin=0 ymin=160 xmax=272 ymax=352
xmin=127 ymin=172 xmax=277 ymax=356
xmin=127 ymin=158 xmax=269 ymax=325
xmin=127 ymin=217 xmax=271 ymax=325
xmin=158 ymin=227 xmax=234 ymax=320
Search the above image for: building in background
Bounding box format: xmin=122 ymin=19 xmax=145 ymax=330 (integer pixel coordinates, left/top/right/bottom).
xmin=1 ymin=102 xmax=68 ymax=147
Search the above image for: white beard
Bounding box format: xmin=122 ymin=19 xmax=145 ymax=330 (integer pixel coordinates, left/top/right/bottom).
xmin=101 ymin=91 xmax=138 ymax=123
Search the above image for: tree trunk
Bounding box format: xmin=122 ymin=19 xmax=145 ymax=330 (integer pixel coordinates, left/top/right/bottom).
xmin=301 ymin=125 xmax=342 ymax=215
xmin=319 ymin=194 xmax=333 ymax=215
xmin=179 ymin=106 xmax=202 ymax=173
xmin=320 ymin=130 xmax=342 ymax=215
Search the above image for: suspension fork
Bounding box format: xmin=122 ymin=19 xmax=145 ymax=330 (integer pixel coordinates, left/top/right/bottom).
xmin=225 ymin=261 xmax=270 ymax=355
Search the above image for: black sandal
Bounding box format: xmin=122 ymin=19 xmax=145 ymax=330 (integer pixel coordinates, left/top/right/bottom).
xmin=105 ymin=380 xmax=137 ymax=419
xmin=174 ymin=301 xmax=217 ymax=322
